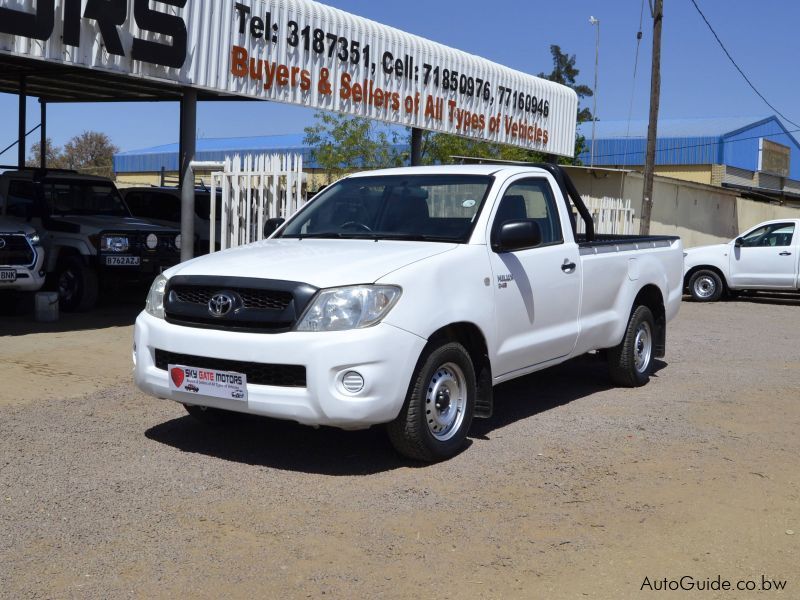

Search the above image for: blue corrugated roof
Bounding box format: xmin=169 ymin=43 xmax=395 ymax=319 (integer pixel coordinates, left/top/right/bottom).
xmin=114 ymin=133 xmax=409 ymax=173
xmin=578 ymin=116 xmax=772 ymax=139
xmin=577 ymin=116 xmax=800 ymax=179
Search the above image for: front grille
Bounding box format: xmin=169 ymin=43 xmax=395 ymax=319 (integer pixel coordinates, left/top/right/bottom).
xmin=154 ymin=350 xmax=306 ymax=388
xmin=0 ymin=234 xmax=36 ymax=267
xmin=164 ymin=276 xmax=318 ymax=334
xmin=171 ymin=285 xmax=293 ymax=311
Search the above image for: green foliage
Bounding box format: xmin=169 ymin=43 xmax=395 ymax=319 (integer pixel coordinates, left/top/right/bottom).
xmin=538 ymin=44 xmax=594 ymax=124
xmin=303 ymin=111 xmax=404 ymax=183
xmin=27 ymin=131 xmax=119 ymax=178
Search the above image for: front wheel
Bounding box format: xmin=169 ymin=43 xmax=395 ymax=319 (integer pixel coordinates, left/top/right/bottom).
xmin=56 ymin=256 xmax=99 ymax=312
xmin=387 ymin=342 xmax=476 ymax=462
xmin=688 ymin=269 xmax=723 ymax=302
xmin=608 ymin=305 xmax=656 ymax=387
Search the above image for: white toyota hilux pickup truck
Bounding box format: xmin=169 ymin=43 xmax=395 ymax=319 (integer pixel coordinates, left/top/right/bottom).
xmin=684 ymin=218 xmax=800 ymax=301
xmin=134 ymin=164 xmax=683 ymax=461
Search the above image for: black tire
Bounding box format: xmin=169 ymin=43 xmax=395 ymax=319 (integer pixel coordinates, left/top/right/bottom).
xmin=56 ymin=256 xmax=99 ymax=311
xmin=608 ymin=305 xmax=656 ymax=387
xmin=688 ymin=269 xmax=723 ymax=302
xmin=183 ymin=403 xmax=234 ymax=425
xmin=387 ymin=342 xmax=476 ymax=462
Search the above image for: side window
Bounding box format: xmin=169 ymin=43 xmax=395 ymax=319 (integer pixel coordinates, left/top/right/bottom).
xmin=493 ymin=179 xmax=563 ymax=245
xmin=741 ymin=223 xmax=795 ymax=247
xmin=6 ymin=181 xmax=36 ymax=218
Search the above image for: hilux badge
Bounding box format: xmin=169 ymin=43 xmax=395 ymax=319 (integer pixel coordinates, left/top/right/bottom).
xmin=208 ymin=293 xmax=234 ymax=317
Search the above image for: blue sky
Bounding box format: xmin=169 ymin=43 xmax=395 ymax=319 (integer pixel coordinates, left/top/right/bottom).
xmin=2 ymin=0 xmax=799 ymax=157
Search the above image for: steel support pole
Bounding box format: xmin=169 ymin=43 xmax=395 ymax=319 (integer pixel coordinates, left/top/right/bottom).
xmin=40 ymin=99 xmax=47 ymax=170
xmin=18 ymin=76 xmax=26 ymax=169
xmin=179 ymin=88 xmax=197 ymax=262
xmin=410 ymin=127 xmax=423 ymax=166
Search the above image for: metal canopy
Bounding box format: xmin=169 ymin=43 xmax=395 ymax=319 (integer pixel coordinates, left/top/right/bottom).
xmin=0 ymin=54 xmax=239 ymax=103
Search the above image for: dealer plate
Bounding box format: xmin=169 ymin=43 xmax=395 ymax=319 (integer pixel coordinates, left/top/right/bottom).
xmin=105 ymin=255 xmax=140 ymax=266
xmin=168 ymin=364 xmax=248 ymax=401
xmin=0 ymin=269 xmax=17 ymax=282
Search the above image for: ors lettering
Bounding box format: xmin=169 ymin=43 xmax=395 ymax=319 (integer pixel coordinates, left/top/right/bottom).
xmin=0 ymin=0 xmax=188 ymax=69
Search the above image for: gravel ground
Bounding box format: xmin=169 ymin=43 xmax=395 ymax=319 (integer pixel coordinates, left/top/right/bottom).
xmin=1 ymin=294 xmax=798 ymax=599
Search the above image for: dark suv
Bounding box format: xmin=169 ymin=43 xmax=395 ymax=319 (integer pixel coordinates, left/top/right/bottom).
xmin=0 ymin=169 xmax=182 ymax=311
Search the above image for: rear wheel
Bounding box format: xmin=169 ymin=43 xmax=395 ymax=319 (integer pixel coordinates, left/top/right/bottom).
xmin=688 ymin=269 xmax=723 ymax=302
xmin=387 ymin=342 xmax=476 ymax=462
xmin=56 ymin=256 xmax=99 ymax=311
xmin=608 ymin=305 xmax=655 ymax=387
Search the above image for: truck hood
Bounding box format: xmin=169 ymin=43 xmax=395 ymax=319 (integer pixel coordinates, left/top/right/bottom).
xmin=683 ymin=243 xmax=730 ymax=272
xmin=47 ymin=215 xmax=180 ymax=234
xmin=166 ymin=239 xmax=458 ymax=288
xmin=0 ymin=217 xmax=37 ymax=235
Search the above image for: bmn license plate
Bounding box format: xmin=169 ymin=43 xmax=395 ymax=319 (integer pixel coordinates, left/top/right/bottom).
xmin=168 ymin=364 xmax=248 ymax=401
xmin=105 ymin=256 xmax=140 ymax=266
xmin=0 ymin=269 xmax=17 ymax=282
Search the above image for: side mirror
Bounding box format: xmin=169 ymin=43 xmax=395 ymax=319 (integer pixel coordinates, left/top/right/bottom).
xmin=263 ymin=217 xmax=285 ymax=238
xmin=492 ymin=220 xmax=542 ymax=253
xmin=734 ymin=237 xmax=743 ymax=248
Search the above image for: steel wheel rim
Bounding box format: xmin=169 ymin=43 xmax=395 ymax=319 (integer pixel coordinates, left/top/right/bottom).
xmin=425 ymin=362 xmax=467 ymax=441
xmin=634 ymin=321 xmax=653 ymax=374
xmin=694 ymin=275 xmax=716 ymax=298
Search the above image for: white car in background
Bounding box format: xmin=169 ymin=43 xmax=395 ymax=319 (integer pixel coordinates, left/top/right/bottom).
xmin=684 ymin=219 xmax=800 ymax=301
xmin=0 ymin=217 xmax=46 ymax=292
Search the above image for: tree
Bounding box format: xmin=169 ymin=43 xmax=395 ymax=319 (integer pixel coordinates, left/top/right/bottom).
xmin=62 ymin=131 xmax=119 ymax=178
xmin=538 ymin=44 xmax=594 ymax=124
xmin=27 ymin=131 xmax=118 ymax=177
xmin=27 ymin=138 xmax=68 ymax=169
xmin=303 ymin=112 xmax=404 ymax=184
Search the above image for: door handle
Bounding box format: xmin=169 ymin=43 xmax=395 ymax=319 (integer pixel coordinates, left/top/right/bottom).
xmin=779 ymin=251 xmax=792 ymax=256
xmin=561 ymin=260 xmax=577 ymax=274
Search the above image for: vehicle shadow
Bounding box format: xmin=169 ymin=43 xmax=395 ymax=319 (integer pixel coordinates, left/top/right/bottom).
xmin=0 ymin=287 xmax=145 ymax=336
xmin=682 ymin=292 xmax=800 ymax=307
xmin=145 ymin=353 xmax=659 ymax=475
xmin=730 ymin=291 xmax=800 ymax=307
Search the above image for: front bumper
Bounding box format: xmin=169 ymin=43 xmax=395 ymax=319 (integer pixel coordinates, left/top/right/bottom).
xmin=133 ymin=311 xmax=426 ymax=429
xmin=0 ymin=249 xmax=46 ymax=292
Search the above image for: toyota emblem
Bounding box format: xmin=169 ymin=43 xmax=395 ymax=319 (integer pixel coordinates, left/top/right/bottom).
xmin=208 ymin=293 xmax=235 ymax=317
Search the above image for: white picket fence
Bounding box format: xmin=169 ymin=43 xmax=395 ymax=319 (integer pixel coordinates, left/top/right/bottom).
xmin=209 ymin=153 xmax=305 ymax=251
xmin=577 ymin=196 xmax=636 ymax=236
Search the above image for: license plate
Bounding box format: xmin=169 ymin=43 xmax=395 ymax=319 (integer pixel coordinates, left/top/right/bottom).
xmin=168 ymin=364 xmax=248 ymax=401
xmin=105 ymin=255 xmax=140 ymax=266
xmin=0 ymin=269 xmax=16 ymax=282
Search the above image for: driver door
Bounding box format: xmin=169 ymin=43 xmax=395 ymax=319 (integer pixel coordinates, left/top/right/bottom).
xmin=488 ymin=178 xmax=581 ymax=377
xmin=730 ymin=222 xmax=797 ymax=288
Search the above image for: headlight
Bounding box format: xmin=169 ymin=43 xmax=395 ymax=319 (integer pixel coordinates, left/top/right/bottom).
xmin=101 ymin=235 xmax=129 ymax=253
xmin=145 ymin=274 xmax=168 ymax=319
xmin=26 ymin=233 xmax=41 ymax=246
xmin=296 ymin=285 xmax=402 ymax=332
xmin=175 ymin=234 xmax=182 ymax=250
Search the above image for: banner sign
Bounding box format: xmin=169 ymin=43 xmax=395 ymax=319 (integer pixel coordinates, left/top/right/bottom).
xmin=0 ymin=0 xmax=578 ymax=156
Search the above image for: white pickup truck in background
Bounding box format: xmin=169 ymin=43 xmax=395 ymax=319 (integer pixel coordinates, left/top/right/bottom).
xmin=684 ymin=219 xmax=800 ymax=301
xmin=134 ymin=164 xmax=684 ymax=461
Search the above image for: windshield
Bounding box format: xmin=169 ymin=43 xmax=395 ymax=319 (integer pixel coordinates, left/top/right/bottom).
xmin=42 ymin=180 xmax=130 ymax=217
xmin=279 ymin=174 xmax=494 ymax=242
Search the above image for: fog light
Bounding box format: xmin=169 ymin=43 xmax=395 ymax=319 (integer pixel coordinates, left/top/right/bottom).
xmin=146 ymin=234 xmax=158 ymax=249
xmin=342 ymin=371 xmax=365 ymax=393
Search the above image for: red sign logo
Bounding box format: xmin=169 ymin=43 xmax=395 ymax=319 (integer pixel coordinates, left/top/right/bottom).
xmin=170 ymin=367 xmax=185 ymax=388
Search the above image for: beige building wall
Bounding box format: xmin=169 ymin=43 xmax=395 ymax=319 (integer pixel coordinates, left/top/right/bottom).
xmin=653 ymin=164 xmax=713 ymax=186
xmin=736 ymin=198 xmax=800 ymax=232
